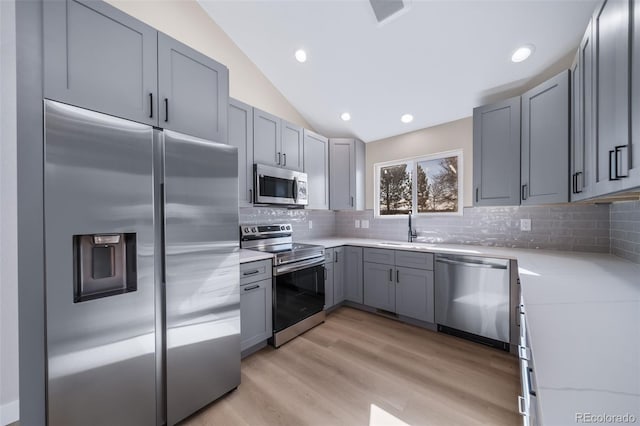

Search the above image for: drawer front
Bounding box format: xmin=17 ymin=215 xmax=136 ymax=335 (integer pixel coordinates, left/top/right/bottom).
xmin=363 ymin=248 xmax=395 ymax=265
xmin=395 ymin=250 xmax=434 ymax=270
xmin=240 ymin=259 xmax=272 ymax=285
xmin=324 ymin=248 xmax=335 ymax=264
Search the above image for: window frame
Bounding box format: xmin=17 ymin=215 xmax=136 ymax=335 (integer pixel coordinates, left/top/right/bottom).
xmin=373 ymin=149 xmax=463 ymax=218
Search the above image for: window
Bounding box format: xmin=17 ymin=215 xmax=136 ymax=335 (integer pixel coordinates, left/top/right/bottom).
xmin=375 ymin=150 xmax=462 ymax=217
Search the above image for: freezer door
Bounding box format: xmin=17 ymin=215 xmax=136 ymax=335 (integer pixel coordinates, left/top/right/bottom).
xmin=44 ymin=100 xmax=156 ymax=425
xmin=163 ymin=130 xmax=240 ymax=425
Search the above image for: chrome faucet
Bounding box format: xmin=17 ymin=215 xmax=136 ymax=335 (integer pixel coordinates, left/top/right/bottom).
xmin=408 ymin=214 xmax=417 ymax=243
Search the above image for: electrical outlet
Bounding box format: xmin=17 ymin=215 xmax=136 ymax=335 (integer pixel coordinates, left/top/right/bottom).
xmin=355 ymin=220 xmax=360 ymax=228
xmin=308 ymin=220 xmax=313 ymax=230
xmin=362 ymin=220 xmax=369 ymax=229
xmin=520 ymin=219 xmax=531 ymax=232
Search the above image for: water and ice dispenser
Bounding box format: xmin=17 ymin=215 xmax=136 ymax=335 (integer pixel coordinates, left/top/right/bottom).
xmin=73 ymin=233 xmax=137 ymax=302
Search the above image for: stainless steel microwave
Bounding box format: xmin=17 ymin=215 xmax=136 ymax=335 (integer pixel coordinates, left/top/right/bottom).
xmin=254 ymin=164 xmax=308 ymax=206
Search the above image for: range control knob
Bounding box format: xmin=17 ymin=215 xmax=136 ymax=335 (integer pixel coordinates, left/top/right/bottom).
xmin=252 ymin=227 xmax=257 ymax=233
xmin=286 ymin=225 xmax=291 ymax=230
xmin=280 ymin=225 xmax=285 ymax=231
xmin=244 ymin=227 xmax=250 ymax=233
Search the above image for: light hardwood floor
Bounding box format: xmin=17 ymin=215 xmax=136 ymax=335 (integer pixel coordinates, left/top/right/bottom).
xmin=184 ymin=307 xmax=521 ymax=426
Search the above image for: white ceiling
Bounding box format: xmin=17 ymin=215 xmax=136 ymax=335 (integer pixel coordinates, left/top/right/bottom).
xmin=199 ymin=0 xmax=598 ymax=142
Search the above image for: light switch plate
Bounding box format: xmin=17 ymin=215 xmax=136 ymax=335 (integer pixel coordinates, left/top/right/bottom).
xmin=355 ymin=220 xmax=360 ymax=228
xmin=520 ymin=219 xmax=531 ymax=232
xmin=308 ymin=220 xmax=313 ymax=230
xmin=362 ymin=220 xmax=370 ymax=229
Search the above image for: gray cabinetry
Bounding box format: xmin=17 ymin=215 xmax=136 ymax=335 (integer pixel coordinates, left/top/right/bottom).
xmin=593 ymin=0 xmax=631 ymax=194
xmin=44 ymin=0 xmax=158 ymax=126
xmin=158 ymin=34 xmax=228 ymax=142
xmin=363 ymin=248 xmax=395 ymax=265
xmin=253 ymin=108 xmax=281 ymax=167
xmin=281 ymin=121 xmax=304 ymax=171
xmin=472 ymin=97 xmax=521 ymax=206
xmin=229 ymin=98 xmax=254 ymax=206
xmin=521 ymin=70 xmax=570 ymax=205
xmin=303 ymin=130 xmax=330 ymax=210
xmin=333 ymin=247 xmax=345 ymax=304
xmin=344 ymin=246 xmax=364 ymax=304
xmin=395 ymin=266 xmax=434 ymax=323
xmin=240 ymin=259 xmax=272 ymax=353
xmin=329 ymin=138 xmax=365 ymax=210
xmin=324 ymin=257 xmax=334 ymax=310
xmin=363 ymin=262 xmax=396 ymax=312
xmin=629 ymin=0 xmax=640 ymax=188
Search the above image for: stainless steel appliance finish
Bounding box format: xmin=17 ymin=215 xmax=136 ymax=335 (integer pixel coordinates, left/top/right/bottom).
xmin=240 ymin=224 xmax=325 ymax=347
xmin=254 ymin=163 xmax=308 ymax=206
xmin=44 ymin=100 xmax=240 ymax=426
xmin=435 ymin=254 xmax=510 ymax=346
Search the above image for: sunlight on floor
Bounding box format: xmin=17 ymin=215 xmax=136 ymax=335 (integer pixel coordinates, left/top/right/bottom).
xmin=369 ymin=404 xmax=412 ymax=426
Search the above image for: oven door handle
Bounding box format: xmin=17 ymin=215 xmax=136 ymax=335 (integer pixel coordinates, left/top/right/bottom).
xmin=274 ymin=257 xmax=325 ymax=276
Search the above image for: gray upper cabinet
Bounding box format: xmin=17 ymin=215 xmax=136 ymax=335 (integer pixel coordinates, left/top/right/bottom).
xmin=521 ymin=70 xmax=570 ymax=205
xmin=253 ymin=108 xmax=281 ymax=167
xmin=363 ymin=262 xmax=395 ymax=312
xmin=344 ymin=246 xmax=364 ymax=304
xmin=158 ymin=34 xmax=229 ymax=142
xmin=44 ymin=0 xmax=158 ymax=126
xmin=303 ymin=130 xmax=330 ymax=210
xmin=281 ymin=121 xmax=304 ymax=171
xmin=472 ymin=97 xmax=521 ymax=206
xmin=628 ymin=0 xmax=640 ymax=188
xmin=329 ymin=138 xmax=365 ymax=210
xmin=571 ymin=22 xmax=595 ymax=201
xmin=395 ymin=266 xmax=434 ymax=323
xmin=593 ymin=0 xmax=631 ymax=194
xmin=229 ymin=99 xmax=254 ymax=207
xmin=333 ymin=247 xmax=345 ymax=305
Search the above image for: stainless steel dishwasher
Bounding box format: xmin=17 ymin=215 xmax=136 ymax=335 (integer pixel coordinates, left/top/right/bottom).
xmin=435 ymin=254 xmax=510 ymax=350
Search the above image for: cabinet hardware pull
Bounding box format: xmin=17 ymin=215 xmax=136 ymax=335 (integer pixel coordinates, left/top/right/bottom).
xmin=575 ymin=172 xmax=583 ymax=193
xmin=521 ymin=184 xmax=528 ymax=201
xmin=164 ymin=98 xmax=169 ymax=122
xmin=243 ymin=284 xmax=259 ymax=291
xmin=351 ymin=196 xmax=354 ymax=207
xmin=389 ymin=268 xmax=393 ymax=282
xmin=609 ymin=150 xmax=618 ymax=181
xmin=277 ymin=152 xmax=281 ymax=165
xmin=396 ymin=270 xmax=399 ymax=283
xmin=149 ymin=93 xmax=153 ymax=118
xmin=249 ymin=189 xmax=253 ymax=202
xmin=475 ymin=187 xmax=479 ymax=203
xmin=527 ymin=367 xmax=536 ymax=397
xmin=615 ymin=145 xmax=628 ymax=179
xmin=334 ymin=251 xmax=338 ymax=263
xmin=283 ymin=153 xmax=287 ymax=166
xmin=242 ymin=270 xmax=259 ymax=276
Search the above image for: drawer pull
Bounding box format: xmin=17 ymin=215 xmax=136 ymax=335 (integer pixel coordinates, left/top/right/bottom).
xmin=243 ymin=284 xmax=260 ymax=291
xmin=243 ymin=270 xmax=260 ymax=276
xmin=518 ymin=345 xmax=530 ymax=361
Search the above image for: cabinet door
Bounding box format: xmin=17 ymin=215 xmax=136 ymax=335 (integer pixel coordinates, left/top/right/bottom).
xmin=304 ymin=130 xmax=329 ymax=210
xmin=333 ymin=247 xmax=345 ymax=304
xmin=44 ymin=0 xmax=158 ymax=126
xmin=593 ymin=0 xmax=631 ymax=194
xmin=158 ymin=34 xmax=228 ymax=142
xmin=472 ymin=97 xmax=521 ymax=206
xmin=324 ymin=261 xmax=334 ymax=309
xmin=253 ymin=108 xmax=281 ymax=167
xmin=521 ymin=70 xmax=570 ymax=205
xmin=344 ymin=246 xmax=364 ymax=304
xmin=240 ymin=279 xmax=272 ymax=351
xmin=395 ymin=267 xmax=434 ymax=323
xmin=329 ymin=139 xmax=356 ymax=210
xmin=229 ymin=99 xmax=254 ymax=207
xmin=281 ymin=121 xmax=304 ymax=171
xmin=629 ymin=0 xmax=640 ymax=188
xmin=572 ymin=22 xmax=596 ymax=201
xmin=363 ymin=262 xmax=395 ymax=312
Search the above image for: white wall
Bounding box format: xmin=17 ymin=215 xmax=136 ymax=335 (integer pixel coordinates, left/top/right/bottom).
xmin=0 ymin=0 xmax=20 ymax=424
xmin=105 ymin=0 xmax=311 ymax=129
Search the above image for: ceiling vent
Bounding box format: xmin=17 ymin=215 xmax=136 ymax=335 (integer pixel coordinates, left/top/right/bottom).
xmin=369 ymin=0 xmax=407 ymax=24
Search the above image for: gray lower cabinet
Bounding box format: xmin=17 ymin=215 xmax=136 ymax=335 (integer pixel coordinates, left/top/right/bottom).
xmin=303 ymin=130 xmax=330 ymax=210
xmin=344 ymin=246 xmax=364 ymax=304
xmin=395 ymin=266 xmax=434 ymax=323
xmin=324 ymin=259 xmax=334 ymax=309
xmin=240 ymin=279 xmax=272 ymax=352
xmin=472 ymin=96 xmax=521 ymax=206
xmin=329 ymin=138 xmax=365 ymax=210
xmin=253 ymin=108 xmax=304 ymax=171
xmin=363 ymin=262 xmax=395 ymax=312
xmin=229 ymin=99 xmax=254 ymax=207
xmin=43 ymin=0 xmax=158 ymax=126
xmin=521 ymin=70 xmax=570 ymax=205
xmin=158 ymin=34 xmax=228 ymax=143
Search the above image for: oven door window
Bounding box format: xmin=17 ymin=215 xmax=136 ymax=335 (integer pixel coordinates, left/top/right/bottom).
xmin=274 ymin=264 xmax=325 ymax=332
xmin=259 ymin=175 xmax=294 ymax=199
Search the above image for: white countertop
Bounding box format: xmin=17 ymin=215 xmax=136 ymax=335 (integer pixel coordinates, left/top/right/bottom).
xmin=298 ymin=237 xmax=640 ymax=424
xmin=239 ymin=249 xmax=273 ymax=264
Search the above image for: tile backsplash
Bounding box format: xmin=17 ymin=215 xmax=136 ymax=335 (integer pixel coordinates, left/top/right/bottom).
xmin=335 ymin=204 xmax=611 ymax=253
xmin=610 ymin=201 xmax=640 ymax=264
xmin=240 ymin=207 xmax=336 ymax=240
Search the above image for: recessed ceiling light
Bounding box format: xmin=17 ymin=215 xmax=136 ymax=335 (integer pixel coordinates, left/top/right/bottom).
xmin=511 ymin=45 xmax=535 ymax=63
xmin=294 ymin=49 xmax=307 ymax=63
xmin=341 ymin=112 xmax=351 ymax=121
xmin=401 ymin=114 xmax=413 ymax=123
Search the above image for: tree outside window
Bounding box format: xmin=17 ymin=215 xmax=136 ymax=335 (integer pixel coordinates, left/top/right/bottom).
xmin=375 ymin=150 xmax=462 ymax=217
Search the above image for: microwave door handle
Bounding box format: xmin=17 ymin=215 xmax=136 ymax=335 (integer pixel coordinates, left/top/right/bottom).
xmin=293 ymin=177 xmax=298 ymax=203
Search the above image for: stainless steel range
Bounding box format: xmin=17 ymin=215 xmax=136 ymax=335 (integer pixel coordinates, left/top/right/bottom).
xmin=240 ymin=224 xmax=326 ymax=347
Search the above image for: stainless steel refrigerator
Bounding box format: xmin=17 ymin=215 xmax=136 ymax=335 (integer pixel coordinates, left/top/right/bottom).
xmin=43 ymin=100 xmax=240 ymax=426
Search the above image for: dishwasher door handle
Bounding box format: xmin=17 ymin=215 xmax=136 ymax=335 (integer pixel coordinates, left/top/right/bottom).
xmin=436 ymin=257 xmax=508 ymax=270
